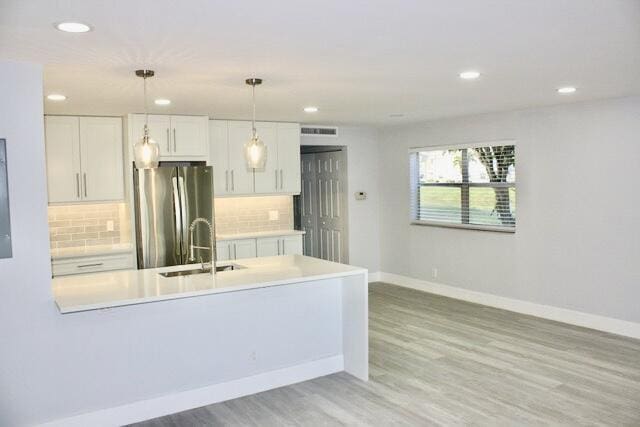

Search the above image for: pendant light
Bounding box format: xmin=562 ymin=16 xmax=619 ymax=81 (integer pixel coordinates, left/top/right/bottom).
xmin=244 ymin=78 xmax=266 ymax=169
xmin=133 ymin=69 xmax=160 ymax=169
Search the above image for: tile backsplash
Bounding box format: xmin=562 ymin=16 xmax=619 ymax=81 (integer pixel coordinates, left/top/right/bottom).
xmin=214 ymin=196 xmax=293 ymax=235
xmin=48 ymin=203 xmax=130 ymax=249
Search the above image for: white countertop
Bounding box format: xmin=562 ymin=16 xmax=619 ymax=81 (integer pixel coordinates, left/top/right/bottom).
xmin=52 ymin=255 xmax=367 ymax=314
xmin=50 ymin=243 xmax=134 ymax=260
xmin=216 ymin=229 xmax=305 ymax=241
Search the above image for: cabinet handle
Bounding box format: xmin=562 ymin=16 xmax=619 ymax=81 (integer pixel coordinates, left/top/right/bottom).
xmin=233 ymin=243 xmax=237 ymax=260
xmin=231 ymin=170 xmax=234 ymax=191
xmin=282 ymin=238 xmax=285 ymax=254
xmin=275 ymin=170 xmax=278 ymax=189
xmin=75 ymin=173 xmax=80 ymax=198
xmin=280 ymin=169 xmax=283 ymax=189
xmin=83 ymin=173 xmax=88 ymax=197
xmin=78 ymin=263 xmax=103 ymax=268
xmin=225 ymin=170 xmax=229 ymax=192
xmin=173 ymin=128 xmax=177 ymax=152
xmin=228 ymin=245 xmax=231 ymax=260
xmin=277 ymin=239 xmax=280 ymax=255
xmin=166 ymin=128 xmax=170 ymax=152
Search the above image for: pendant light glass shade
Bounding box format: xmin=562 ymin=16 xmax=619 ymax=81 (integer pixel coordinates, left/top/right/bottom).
xmin=134 ymin=125 xmax=160 ymax=169
xmin=133 ymin=69 xmax=160 ymax=169
xmin=245 ymin=78 xmax=266 ymax=169
xmin=244 ymin=133 xmax=266 ymax=169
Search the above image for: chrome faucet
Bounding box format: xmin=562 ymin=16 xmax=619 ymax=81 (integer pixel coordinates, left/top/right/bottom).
xmin=188 ymin=217 xmax=216 ymax=275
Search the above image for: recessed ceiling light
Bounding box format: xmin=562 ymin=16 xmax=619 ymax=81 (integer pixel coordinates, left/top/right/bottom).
xmin=557 ymin=86 xmax=577 ymax=94
xmin=55 ymin=22 xmax=92 ymax=33
xmin=47 ymin=94 xmax=67 ymax=101
xmin=154 ymin=99 xmax=171 ymax=106
xmin=459 ymin=70 xmax=481 ymax=80
xmin=303 ymin=106 xmax=319 ymax=113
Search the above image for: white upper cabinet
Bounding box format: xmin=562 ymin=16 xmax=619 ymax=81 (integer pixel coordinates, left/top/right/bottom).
xmin=129 ymin=114 xmax=208 ymax=161
xmin=79 ymin=117 xmax=124 ymax=202
xmin=276 ymin=123 xmax=302 ymax=194
xmin=45 ymin=116 xmax=81 ymax=203
xmin=170 ymin=115 xmax=208 ymax=157
xmin=45 ymin=116 xmax=124 ymax=204
xmin=210 ymin=120 xmax=300 ymax=197
xmin=227 ymin=121 xmax=257 ymax=194
xmin=210 ymin=120 xmax=254 ymax=196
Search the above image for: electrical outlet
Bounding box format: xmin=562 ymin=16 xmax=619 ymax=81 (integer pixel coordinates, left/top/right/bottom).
xmin=268 ymin=210 xmax=279 ymax=221
xmin=106 ymin=220 xmax=114 ymax=232
xmin=432 ymin=268 xmax=438 ymax=279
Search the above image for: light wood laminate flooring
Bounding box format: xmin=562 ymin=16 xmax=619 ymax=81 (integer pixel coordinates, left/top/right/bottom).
xmin=132 ymin=282 xmax=640 ymax=426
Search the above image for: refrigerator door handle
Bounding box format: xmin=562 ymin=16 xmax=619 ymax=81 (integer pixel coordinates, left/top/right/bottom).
xmin=171 ymin=176 xmax=182 ymax=258
xmin=178 ymin=175 xmax=189 ymax=260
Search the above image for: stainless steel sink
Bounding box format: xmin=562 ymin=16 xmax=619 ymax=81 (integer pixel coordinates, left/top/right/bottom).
xmin=159 ymin=264 xmax=244 ymax=278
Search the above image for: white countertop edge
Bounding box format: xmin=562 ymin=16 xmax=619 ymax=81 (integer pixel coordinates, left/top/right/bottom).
xmin=216 ymin=230 xmax=306 ymax=241
xmin=56 ymin=268 xmax=367 ymax=314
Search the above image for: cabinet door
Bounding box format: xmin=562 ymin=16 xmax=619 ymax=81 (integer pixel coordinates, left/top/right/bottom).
xmin=227 ymin=121 xmax=255 ymax=194
xmin=233 ymin=239 xmax=257 ymax=260
xmin=131 ymin=114 xmax=171 ymax=157
xmin=253 ymin=122 xmax=279 ymax=194
xmin=256 ymin=236 xmax=280 ymax=257
xmin=277 ymin=123 xmax=301 ymax=194
xmin=79 ymin=117 xmax=124 ymax=201
xmin=170 ymin=115 xmax=208 ymax=157
xmin=45 ymin=116 xmax=81 ymax=203
xmin=216 ymin=240 xmax=232 ymax=261
xmin=209 ymin=120 xmax=230 ymax=196
xmin=282 ymin=235 xmax=303 ymax=255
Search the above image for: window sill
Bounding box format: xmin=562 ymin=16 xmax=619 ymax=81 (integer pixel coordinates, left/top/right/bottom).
xmin=410 ymin=220 xmax=515 ymax=233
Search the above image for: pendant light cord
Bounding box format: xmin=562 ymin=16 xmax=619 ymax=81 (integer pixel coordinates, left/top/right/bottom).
xmin=251 ymin=82 xmax=257 ymax=137
xmin=143 ymin=75 xmax=148 ymax=128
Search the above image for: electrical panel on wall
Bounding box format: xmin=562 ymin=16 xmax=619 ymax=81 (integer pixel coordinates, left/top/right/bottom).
xmin=0 ymin=139 xmax=12 ymax=258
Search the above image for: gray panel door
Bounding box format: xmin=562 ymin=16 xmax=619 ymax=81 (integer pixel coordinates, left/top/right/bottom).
xmin=178 ymin=166 xmax=213 ymax=265
xmin=300 ymin=154 xmax=318 ymax=257
xmin=316 ymin=151 xmax=347 ymax=263
xmin=134 ymin=167 xmax=182 ymax=268
xmin=0 ymin=140 xmax=11 ymax=258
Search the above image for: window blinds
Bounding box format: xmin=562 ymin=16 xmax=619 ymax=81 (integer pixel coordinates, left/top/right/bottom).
xmin=409 ymin=142 xmax=516 ymax=232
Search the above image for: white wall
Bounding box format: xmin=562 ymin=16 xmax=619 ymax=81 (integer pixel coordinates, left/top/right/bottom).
xmin=302 ymin=127 xmax=380 ymax=272
xmin=0 ymin=61 xmax=345 ymax=426
xmin=379 ymin=96 xmax=640 ymax=323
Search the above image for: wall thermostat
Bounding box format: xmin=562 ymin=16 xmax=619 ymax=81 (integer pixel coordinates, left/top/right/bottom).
xmin=354 ymin=191 xmax=367 ymax=201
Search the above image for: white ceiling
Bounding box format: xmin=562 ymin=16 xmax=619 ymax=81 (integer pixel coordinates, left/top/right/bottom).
xmin=1 ymin=0 xmax=639 ymax=126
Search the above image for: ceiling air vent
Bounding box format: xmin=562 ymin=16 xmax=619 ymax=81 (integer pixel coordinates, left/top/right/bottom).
xmin=300 ymin=126 xmax=338 ymax=137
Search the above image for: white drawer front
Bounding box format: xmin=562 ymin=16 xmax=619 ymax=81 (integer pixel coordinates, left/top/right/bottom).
xmin=52 ymin=253 xmax=134 ymax=277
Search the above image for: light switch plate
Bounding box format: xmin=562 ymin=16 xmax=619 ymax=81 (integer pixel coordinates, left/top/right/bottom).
xmin=354 ymin=191 xmax=367 ymax=201
xmin=106 ymin=220 xmax=115 ymax=232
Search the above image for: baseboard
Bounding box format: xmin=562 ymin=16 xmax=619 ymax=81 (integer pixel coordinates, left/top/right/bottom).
xmin=368 ymin=271 xmax=381 ymax=282
xmin=40 ymin=355 xmax=344 ymax=427
xmin=378 ymin=272 xmax=640 ymax=340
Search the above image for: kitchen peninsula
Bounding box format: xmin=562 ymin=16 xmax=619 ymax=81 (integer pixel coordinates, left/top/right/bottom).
xmin=49 ymin=254 xmax=367 ymax=422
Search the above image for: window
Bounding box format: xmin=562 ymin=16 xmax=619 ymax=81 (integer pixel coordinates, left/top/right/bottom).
xmin=409 ymin=142 xmax=516 ymax=232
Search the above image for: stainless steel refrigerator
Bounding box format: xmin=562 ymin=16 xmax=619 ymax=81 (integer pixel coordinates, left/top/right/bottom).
xmin=133 ymin=165 xmax=214 ymax=269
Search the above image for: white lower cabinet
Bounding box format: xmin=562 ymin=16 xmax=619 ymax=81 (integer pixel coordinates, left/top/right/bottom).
xmin=256 ymin=235 xmax=303 ymax=257
xmin=218 ymin=234 xmax=303 ymax=260
xmin=52 ymin=253 xmax=134 ymax=277
xmin=217 ymin=239 xmax=257 ymax=261
xmin=256 ymin=237 xmax=280 ymax=257
xmin=281 ymin=235 xmax=303 ymax=255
